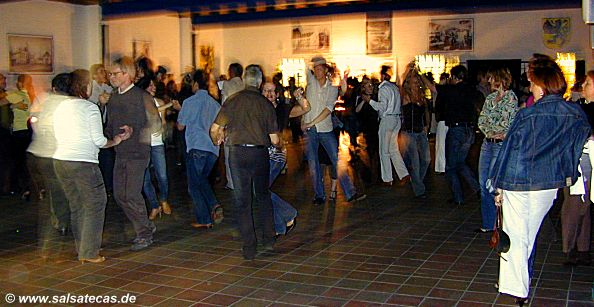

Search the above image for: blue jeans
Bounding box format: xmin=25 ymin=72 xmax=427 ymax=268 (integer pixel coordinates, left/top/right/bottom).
xmin=186 ymin=149 xmax=218 ymax=224
xmin=445 ymin=126 xmax=479 ymax=203
xmin=401 ymin=131 xmax=430 ymax=196
xmin=143 ymin=145 xmax=169 ymax=209
xmin=270 ymin=159 xmax=297 ymax=235
xmin=478 ymin=141 xmax=502 ymax=229
xmin=305 ymin=127 xmax=356 ymax=200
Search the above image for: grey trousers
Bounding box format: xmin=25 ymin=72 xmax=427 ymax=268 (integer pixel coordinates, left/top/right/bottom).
xmin=113 ymin=157 xmax=154 ymax=240
xmin=54 ymin=160 xmax=106 ymax=260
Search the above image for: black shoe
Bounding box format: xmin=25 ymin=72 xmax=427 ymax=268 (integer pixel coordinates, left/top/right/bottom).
xmin=312 ymin=198 xmax=325 ymax=206
xmin=130 ymin=238 xmax=153 ymax=251
xmin=242 ymin=247 xmax=256 ymax=260
xmin=474 ymin=228 xmax=493 ymax=234
xmin=347 ymin=193 xmax=367 ymax=202
xmin=447 ymin=198 xmax=463 ymax=205
xmin=563 ymin=250 xmax=578 ymax=266
xmin=415 ymin=194 xmax=427 ymax=199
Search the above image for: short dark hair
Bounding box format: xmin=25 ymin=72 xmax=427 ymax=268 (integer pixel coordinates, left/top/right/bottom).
xmin=450 ymin=65 xmax=467 ymax=82
xmin=380 ymin=65 xmax=392 ymax=76
xmin=528 ymin=57 xmax=566 ymax=96
xmin=135 ymin=76 xmax=153 ymax=91
xmin=228 ymin=63 xmax=243 ymax=78
xmin=52 ymin=73 xmax=71 ymax=95
xmin=69 ymin=69 xmax=90 ymax=99
xmin=192 ymin=69 xmax=209 ymax=90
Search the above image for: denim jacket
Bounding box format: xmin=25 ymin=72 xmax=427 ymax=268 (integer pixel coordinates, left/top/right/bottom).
xmin=490 ymin=94 xmax=591 ymax=191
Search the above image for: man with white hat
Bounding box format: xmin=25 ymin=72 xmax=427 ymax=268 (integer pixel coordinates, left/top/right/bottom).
xmin=301 ymin=56 xmax=366 ymax=205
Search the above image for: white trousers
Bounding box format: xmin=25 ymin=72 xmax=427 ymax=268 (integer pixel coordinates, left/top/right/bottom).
xmin=224 ymin=145 xmax=233 ymax=189
xmin=378 ymin=116 xmax=409 ymax=182
xmin=434 ymin=121 xmax=448 ymax=173
xmin=498 ymin=188 xmax=557 ymax=298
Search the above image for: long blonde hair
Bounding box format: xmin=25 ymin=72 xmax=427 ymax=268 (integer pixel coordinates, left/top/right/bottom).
xmin=401 ymin=70 xmax=428 ymax=105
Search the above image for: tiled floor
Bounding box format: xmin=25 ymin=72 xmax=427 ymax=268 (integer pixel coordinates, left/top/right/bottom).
xmin=0 ymin=137 xmax=592 ymax=306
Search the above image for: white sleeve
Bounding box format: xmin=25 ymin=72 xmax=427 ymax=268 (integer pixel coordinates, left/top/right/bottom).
xmin=88 ymin=103 xmax=108 ymax=148
xmin=370 ymin=86 xmax=389 ymax=114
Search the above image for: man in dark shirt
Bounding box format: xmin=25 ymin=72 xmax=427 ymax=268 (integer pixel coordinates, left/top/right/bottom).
xmin=435 ymin=65 xmax=483 ymax=205
xmin=105 ymin=56 xmax=160 ymax=251
xmin=210 ymin=65 xmax=280 ymax=260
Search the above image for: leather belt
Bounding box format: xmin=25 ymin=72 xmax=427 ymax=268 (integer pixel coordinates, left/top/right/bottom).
xmin=485 ymin=138 xmax=503 ymax=143
xmin=448 ymin=122 xmax=473 ymax=127
xmin=233 ymin=144 xmax=266 ymax=149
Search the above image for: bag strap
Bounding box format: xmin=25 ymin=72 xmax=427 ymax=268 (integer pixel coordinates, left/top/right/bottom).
xmin=493 ymin=206 xmax=503 ymax=230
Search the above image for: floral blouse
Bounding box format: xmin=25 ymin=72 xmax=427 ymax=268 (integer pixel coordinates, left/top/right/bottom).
xmin=478 ymin=90 xmax=519 ymax=138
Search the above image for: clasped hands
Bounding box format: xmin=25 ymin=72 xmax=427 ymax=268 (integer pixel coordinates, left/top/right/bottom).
xmin=113 ymin=125 xmax=133 ymax=145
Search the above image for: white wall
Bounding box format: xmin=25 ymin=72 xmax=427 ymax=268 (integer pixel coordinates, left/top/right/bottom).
xmin=0 ymin=0 xmax=101 ymax=95
xmin=194 ymin=8 xmax=592 ymax=79
xmin=106 ymin=15 xmax=182 ymax=80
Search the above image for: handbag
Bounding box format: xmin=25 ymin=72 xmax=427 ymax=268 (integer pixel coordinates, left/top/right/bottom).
xmin=489 ymin=205 xmax=511 ymax=255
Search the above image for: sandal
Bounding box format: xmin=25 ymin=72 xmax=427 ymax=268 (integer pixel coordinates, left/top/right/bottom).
xmin=212 ymin=205 xmax=224 ymax=224
xmin=329 ymin=190 xmax=337 ymax=201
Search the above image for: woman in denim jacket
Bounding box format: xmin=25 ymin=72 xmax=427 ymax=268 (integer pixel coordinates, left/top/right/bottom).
xmin=489 ymin=56 xmax=590 ymax=305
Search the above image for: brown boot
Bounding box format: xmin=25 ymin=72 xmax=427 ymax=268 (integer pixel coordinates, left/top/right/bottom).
xmin=161 ymin=201 xmax=172 ymax=215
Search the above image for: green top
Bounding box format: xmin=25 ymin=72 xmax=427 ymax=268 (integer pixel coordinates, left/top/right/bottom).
xmin=6 ymin=90 xmax=30 ymax=131
xmin=478 ymin=90 xmax=519 ymax=139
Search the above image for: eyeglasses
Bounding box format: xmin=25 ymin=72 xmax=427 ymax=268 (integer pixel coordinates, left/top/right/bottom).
xmin=108 ymin=71 xmax=124 ymax=77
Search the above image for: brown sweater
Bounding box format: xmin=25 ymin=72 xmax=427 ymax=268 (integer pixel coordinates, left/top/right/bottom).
xmin=105 ymin=85 xmax=160 ymax=160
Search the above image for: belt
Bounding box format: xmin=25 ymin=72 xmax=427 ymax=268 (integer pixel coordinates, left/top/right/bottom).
xmin=384 ymin=113 xmax=400 ymax=116
xmin=232 ymin=144 xmax=266 ymax=149
xmin=448 ymin=122 xmax=473 ymax=127
xmin=485 ymin=138 xmax=503 ymax=143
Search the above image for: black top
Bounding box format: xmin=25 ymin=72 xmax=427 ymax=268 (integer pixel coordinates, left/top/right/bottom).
xmin=580 ymin=100 xmax=594 ymax=129
xmin=435 ymin=83 xmax=484 ymax=126
xmin=274 ymin=101 xmax=290 ymax=131
xmin=401 ymin=103 xmax=426 ymax=133
xmin=355 ymin=96 xmax=379 ymax=134
xmin=215 ymin=87 xmax=279 ymax=146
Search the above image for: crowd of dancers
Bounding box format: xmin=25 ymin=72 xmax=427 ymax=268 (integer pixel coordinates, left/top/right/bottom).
xmin=0 ymin=52 xmax=591 ymax=305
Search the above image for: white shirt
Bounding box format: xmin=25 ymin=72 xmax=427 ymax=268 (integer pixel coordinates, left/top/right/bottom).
xmin=150 ymin=98 xmax=164 ymax=146
xmin=370 ymin=80 xmax=401 ymax=118
xmin=303 ymin=69 xmax=338 ymax=133
xmin=53 ymin=98 xmax=107 ymax=163
xmin=27 ymin=94 xmax=70 ymax=158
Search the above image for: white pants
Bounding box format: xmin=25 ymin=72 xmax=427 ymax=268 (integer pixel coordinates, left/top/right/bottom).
xmin=378 ymin=116 xmax=409 ymax=182
xmin=498 ymin=188 xmax=557 ymax=298
xmin=434 ymin=121 xmax=448 ymax=173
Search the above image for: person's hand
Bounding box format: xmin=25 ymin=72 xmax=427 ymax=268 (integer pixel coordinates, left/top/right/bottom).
xmin=118 ymin=125 xmax=133 ymax=141
xmin=99 ymin=93 xmax=110 ymax=105
xmin=172 ymin=100 xmax=181 ymax=111
xmin=494 ymin=189 xmax=503 ymax=207
xmin=492 ymin=133 xmax=505 ymax=140
xmin=293 ymin=88 xmax=304 ymax=100
xmin=301 ymin=122 xmax=312 ymax=132
xmin=361 ymin=93 xmax=371 ymax=103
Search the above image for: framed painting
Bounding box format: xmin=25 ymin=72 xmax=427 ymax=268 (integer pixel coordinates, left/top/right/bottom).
xmin=542 ymin=17 xmax=571 ymax=49
xmin=8 ymin=34 xmax=53 ymax=74
xmin=292 ymin=24 xmax=330 ymax=54
xmin=132 ymin=40 xmax=151 ymax=59
xmin=429 ymin=18 xmax=473 ymax=52
xmin=367 ymin=17 xmax=392 ymax=54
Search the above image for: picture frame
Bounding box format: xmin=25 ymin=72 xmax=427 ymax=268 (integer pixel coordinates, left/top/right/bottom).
xmin=132 ymin=40 xmax=151 ymax=59
xmin=428 ymin=18 xmax=474 ymax=52
xmin=367 ymin=17 xmax=392 ymax=55
xmin=291 ymin=24 xmax=331 ymax=54
xmin=8 ymin=34 xmax=54 ymax=74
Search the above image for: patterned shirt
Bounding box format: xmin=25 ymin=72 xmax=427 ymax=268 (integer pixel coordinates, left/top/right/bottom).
xmin=478 ymin=90 xmax=519 ymax=138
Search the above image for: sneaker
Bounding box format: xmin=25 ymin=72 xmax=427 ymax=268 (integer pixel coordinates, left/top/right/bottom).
xmin=130 ymin=238 xmax=153 ymax=251
xmin=347 ymin=193 xmax=367 ymax=202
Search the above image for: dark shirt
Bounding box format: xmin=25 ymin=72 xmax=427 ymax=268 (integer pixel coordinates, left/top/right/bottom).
xmin=580 ymin=101 xmax=594 ymax=130
xmin=274 ymin=101 xmax=290 ymax=131
xmin=215 ymin=87 xmax=278 ymax=146
xmin=401 ymin=103 xmax=426 ymax=133
xmin=105 ymin=86 xmax=159 ymax=160
xmin=435 ymin=83 xmax=484 ymax=126
xmin=355 ymin=96 xmax=378 ymax=134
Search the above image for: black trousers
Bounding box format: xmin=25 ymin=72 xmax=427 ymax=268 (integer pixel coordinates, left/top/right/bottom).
xmin=228 ymin=146 xmax=275 ymax=255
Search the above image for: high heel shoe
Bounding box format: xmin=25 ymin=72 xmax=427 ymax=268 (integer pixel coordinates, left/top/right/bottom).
xmin=149 ymin=207 xmax=162 ymax=220
xmin=329 ymin=190 xmax=337 ymax=201
xmin=515 ymin=297 xmax=527 ymax=307
xmin=160 ymin=201 xmax=172 ymax=215
xmin=80 ymin=256 xmax=106 ymax=264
